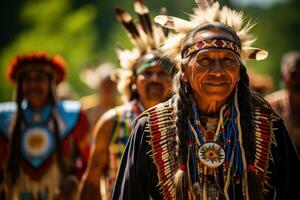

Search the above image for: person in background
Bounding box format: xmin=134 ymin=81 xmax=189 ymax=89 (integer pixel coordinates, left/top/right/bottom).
xmin=0 ymin=52 xmax=90 ymax=200
xmin=80 ymin=63 xmax=118 ymax=141
xmin=78 ymin=0 xmax=175 ymax=199
xmin=266 ymin=52 xmax=300 ymax=155
xmin=266 ymin=51 xmax=300 ymax=197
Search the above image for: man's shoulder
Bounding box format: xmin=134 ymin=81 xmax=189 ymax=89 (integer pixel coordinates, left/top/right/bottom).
xmin=99 ymin=108 xmax=119 ymax=124
xmin=145 ymin=98 xmax=175 ymax=114
xmin=251 ymin=91 xmax=273 ymax=110
xmin=132 ymin=98 xmax=175 ymax=128
xmin=251 ymin=91 xmax=285 ymax=120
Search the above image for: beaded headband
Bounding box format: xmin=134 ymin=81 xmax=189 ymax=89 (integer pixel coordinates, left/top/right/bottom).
xmin=181 ymin=38 xmax=241 ymax=59
xmin=135 ymin=56 xmax=173 ymax=75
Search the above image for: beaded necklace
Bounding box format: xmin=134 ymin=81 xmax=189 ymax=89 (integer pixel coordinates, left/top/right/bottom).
xmin=187 ymin=99 xmax=244 ymax=199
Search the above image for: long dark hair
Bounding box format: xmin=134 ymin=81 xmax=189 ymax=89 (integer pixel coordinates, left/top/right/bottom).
xmin=173 ymin=23 xmax=262 ymax=200
xmin=8 ymin=74 xmax=65 ymax=183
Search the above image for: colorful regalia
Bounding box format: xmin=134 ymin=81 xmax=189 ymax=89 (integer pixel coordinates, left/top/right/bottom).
xmin=0 ymin=52 xmax=90 ymax=200
xmin=112 ymin=1 xmax=297 ymax=199
xmin=78 ymin=0 xmax=174 ymax=199
xmin=113 ymin=94 xmax=295 ymax=200
xmin=0 ymin=101 xmax=89 ymax=199
xmin=101 ymin=100 xmax=143 ymax=198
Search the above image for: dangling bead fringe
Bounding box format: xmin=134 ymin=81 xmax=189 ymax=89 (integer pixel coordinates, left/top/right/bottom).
xmin=234 ymin=87 xmax=250 ymax=200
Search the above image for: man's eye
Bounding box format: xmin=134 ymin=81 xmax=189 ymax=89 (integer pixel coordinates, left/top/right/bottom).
xmin=158 ymin=71 xmax=169 ymax=77
xmin=223 ymin=57 xmax=236 ymax=66
xmin=143 ymin=71 xmax=152 ymax=77
xmin=197 ymin=58 xmax=211 ymax=66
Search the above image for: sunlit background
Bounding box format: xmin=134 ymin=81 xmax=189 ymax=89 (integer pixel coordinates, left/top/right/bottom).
xmin=1 ymin=0 xmax=299 ymax=101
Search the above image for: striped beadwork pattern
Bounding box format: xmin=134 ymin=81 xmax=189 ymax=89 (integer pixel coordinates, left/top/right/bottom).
xmin=181 ymin=38 xmax=241 ymax=58
xmin=147 ymin=100 xmax=277 ymax=199
xmin=253 ymin=105 xmax=278 ymax=193
xmin=146 ymin=101 xmax=177 ymax=200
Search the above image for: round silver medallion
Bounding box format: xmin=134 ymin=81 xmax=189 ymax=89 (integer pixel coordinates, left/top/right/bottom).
xmin=198 ymin=142 xmax=225 ymax=168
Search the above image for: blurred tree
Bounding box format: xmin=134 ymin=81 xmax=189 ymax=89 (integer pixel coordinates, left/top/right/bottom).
xmin=0 ymin=0 xmax=22 ymax=48
xmin=245 ymin=0 xmax=300 ymax=89
xmin=0 ymin=0 xmax=299 ymax=101
xmin=0 ymin=0 xmax=99 ymax=101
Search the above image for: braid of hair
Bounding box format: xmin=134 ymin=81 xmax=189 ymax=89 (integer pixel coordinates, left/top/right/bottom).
xmin=238 ymin=65 xmax=263 ymax=200
xmin=48 ymin=80 xmax=66 ymax=174
xmin=8 ymin=81 xmax=24 ymax=183
xmin=174 ymin=78 xmax=194 ymax=200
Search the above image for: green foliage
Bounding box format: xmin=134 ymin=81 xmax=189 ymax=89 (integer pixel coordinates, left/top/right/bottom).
xmin=0 ymin=0 xmax=98 ymax=101
xmin=246 ymin=1 xmax=300 ymax=89
xmin=0 ymin=0 xmax=299 ymax=101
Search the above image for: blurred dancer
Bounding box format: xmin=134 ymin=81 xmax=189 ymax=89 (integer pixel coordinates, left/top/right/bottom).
xmin=80 ymin=63 xmax=118 ymax=140
xmin=0 ymin=52 xmax=90 ymax=200
xmin=78 ymin=0 xmax=175 ymax=199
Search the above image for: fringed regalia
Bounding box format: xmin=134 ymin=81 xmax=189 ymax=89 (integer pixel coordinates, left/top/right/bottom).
xmin=113 ymin=93 xmax=294 ymax=200
xmin=102 ymin=100 xmax=143 ymax=199
xmin=0 ymin=100 xmax=89 ymax=200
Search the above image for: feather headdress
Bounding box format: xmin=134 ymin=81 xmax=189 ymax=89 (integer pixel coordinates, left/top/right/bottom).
xmin=114 ymin=0 xmax=174 ymax=102
xmin=154 ymin=0 xmax=268 ymax=68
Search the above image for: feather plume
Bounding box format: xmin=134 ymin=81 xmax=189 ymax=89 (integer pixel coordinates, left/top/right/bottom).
xmin=159 ymin=7 xmax=169 ymax=37
xmin=115 ymin=1 xmax=178 ymax=100
xmin=134 ymin=0 xmax=155 ymax=48
xmin=134 ymin=0 xmax=153 ymax=36
xmin=115 ymin=8 xmax=145 ymax=50
xmin=156 ymin=1 xmax=268 ymax=65
xmin=241 ymin=48 xmax=268 ymax=61
xmin=115 ymin=44 xmax=124 ymax=63
xmin=154 ymin=15 xmax=194 ymax=32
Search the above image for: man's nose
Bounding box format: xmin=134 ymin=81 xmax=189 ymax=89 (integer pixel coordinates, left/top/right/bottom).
xmin=209 ymin=60 xmax=225 ymax=77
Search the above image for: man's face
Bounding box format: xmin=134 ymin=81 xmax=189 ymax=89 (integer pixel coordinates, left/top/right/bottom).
xmin=183 ymin=29 xmax=240 ymax=103
xmin=21 ymin=68 xmax=50 ymax=108
xmin=136 ymin=64 xmax=172 ymax=108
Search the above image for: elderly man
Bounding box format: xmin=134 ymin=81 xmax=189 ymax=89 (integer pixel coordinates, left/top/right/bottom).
xmin=112 ymin=1 xmax=296 ymax=200
xmin=78 ymin=0 xmax=174 ymax=199
xmin=0 ymin=52 xmax=90 ymax=200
